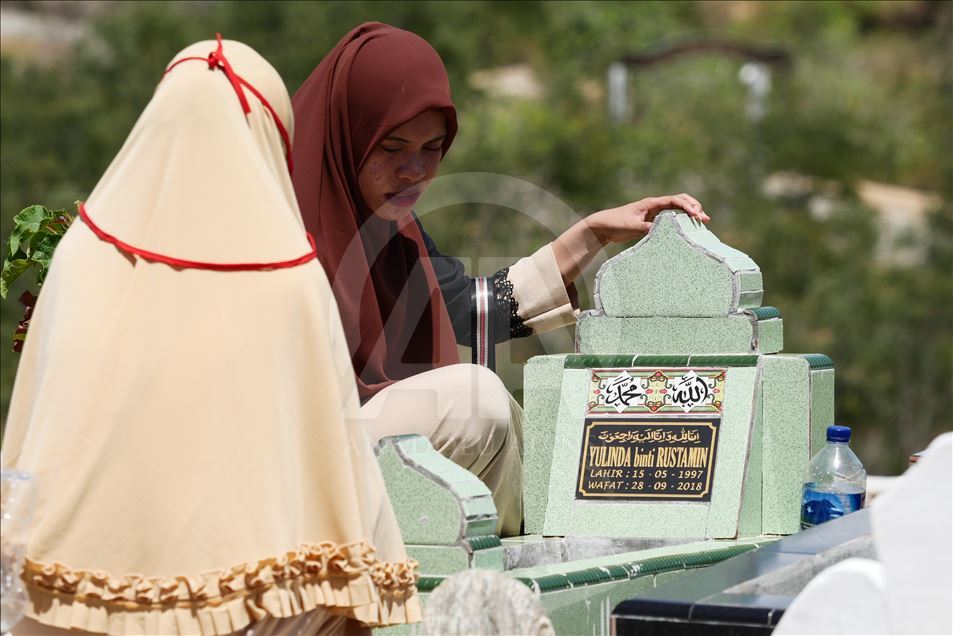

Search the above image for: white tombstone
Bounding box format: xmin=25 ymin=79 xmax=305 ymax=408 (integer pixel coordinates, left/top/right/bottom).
xmin=775 ymin=432 xmax=952 ymax=634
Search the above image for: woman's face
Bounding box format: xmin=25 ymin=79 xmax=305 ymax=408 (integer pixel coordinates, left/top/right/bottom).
xmin=358 ymin=109 xmax=446 ymax=222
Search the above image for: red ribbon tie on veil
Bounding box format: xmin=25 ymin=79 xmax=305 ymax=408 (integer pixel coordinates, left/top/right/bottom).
xmin=163 ymin=33 xmax=294 ymax=174
xmin=78 ymin=203 xmax=317 ymax=272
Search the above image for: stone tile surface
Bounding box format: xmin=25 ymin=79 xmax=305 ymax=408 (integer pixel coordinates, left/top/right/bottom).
xmin=706 ymin=366 xmax=759 ymax=538
xmin=761 ymin=356 xmax=812 ymax=535
xmin=757 ymin=318 xmax=784 ymax=355
xmin=471 ymin=545 xmax=506 ymax=571
xmin=406 ymin=544 xmax=470 ymax=575
xmin=459 ymin=497 xmax=498 ymax=537
xmin=738 ymin=289 xmax=764 ymax=310
xmin=542 ymin=577 xmax=655 ymax=635
xmin=508 ymin=539 xmax=758 ymax=579
xmin=576 ymin=314 xmax=757 ymax=354
xmin=522 ymin=354 xmax=568 ymax=534
xmin=809 ymin=368 xmax=835 ymax=456
xmin=376 ymin=435 xmax=496 ymax=545
xmin=595 ymin=212 xmax=761 ymax=318
xmin=539 ymin=367 xmax=604 ymax=533
xmin=738 ymin=271 xmax=764 ymax=292
xmin=737 ymin=378 xmax=764 ymax=538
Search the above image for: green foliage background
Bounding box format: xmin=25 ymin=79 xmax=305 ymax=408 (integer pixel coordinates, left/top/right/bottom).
xmin=1 ymin=1 xmax=950 ymax=474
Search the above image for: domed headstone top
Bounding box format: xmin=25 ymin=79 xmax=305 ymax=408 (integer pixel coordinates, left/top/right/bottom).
xmin=594 ymin=211 xmax=763 ymax=318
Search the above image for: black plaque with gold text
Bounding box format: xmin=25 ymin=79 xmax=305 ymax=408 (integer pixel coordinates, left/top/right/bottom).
xmin=575 ymin=418 xmax=720 ymax=501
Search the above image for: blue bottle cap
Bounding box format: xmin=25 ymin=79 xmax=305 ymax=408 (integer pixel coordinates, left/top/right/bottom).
xmin=827 ymin=425 xmax=851 ymax=443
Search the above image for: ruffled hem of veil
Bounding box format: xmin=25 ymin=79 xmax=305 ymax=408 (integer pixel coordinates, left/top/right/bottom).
xmin=21 ymin=541 xmax=421 ymax=634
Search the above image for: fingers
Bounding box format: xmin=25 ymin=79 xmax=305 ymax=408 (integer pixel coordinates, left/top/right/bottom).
xmin=642 ymin=194 xmax=710 ymax=223
xmin=675 ymin=193 xmax=710 ymax=222
xmin=678 ymin=193 xmax=702 ymax=212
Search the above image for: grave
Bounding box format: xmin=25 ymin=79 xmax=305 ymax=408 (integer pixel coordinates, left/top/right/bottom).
xmin=375 ymin=210 xmax=836 ymax=635
xmin=525 ymin=211 xmax=833 ymax=539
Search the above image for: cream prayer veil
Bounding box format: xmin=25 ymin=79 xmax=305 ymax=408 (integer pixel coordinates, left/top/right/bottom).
xmin=0 ymin=39 xmax=419 ymax=634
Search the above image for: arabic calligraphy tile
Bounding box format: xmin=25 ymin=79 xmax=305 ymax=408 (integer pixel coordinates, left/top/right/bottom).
xmin=586 ymin=368 xmax=728 ymax=415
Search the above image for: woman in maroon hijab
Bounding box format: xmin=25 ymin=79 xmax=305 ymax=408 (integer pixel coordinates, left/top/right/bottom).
xmin=292 ymin=22 xmax=708 ymax=535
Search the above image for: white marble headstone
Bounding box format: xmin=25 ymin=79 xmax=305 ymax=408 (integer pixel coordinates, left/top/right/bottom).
xmin=775 ymin=432 xmax=952 ymax=635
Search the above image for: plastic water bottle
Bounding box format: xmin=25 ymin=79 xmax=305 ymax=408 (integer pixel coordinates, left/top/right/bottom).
xmin=800 ymin=425 xmax=867 ymax=529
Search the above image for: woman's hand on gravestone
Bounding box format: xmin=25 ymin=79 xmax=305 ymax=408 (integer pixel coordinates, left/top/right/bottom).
xmin=587 ymin=193 xmax=709 ymax=246
xmin=553 ymin=193 xmax=708 ymax=287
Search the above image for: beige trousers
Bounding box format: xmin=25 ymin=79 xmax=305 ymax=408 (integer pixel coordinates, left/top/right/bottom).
xmin=360 ymin=363 xmax=524 ymax=536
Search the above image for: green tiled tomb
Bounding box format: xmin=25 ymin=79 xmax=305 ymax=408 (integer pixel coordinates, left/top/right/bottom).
xmin=376 ymin=436 xmax=504 ymax=575
xmin=525 ymin=211 xmax=832 ymax=540
xmin=374 ymin=211 xmax=833 ymax=634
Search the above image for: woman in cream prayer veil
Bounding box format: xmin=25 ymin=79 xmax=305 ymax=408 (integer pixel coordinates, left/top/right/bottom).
xmin=1 ymin=36 xmax=419 ymax=636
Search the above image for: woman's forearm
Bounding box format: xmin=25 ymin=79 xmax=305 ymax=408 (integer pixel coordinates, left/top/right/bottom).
xmin=552 ymin=217 xmax=607 ymax=287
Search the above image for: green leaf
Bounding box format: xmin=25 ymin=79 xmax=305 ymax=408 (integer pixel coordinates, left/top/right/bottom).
xmin=7 ymin=226 xmax=28 ymax=258
xmin=12 ymin=205 xmax=54 ymax=238
xmin=30 ymin=232 xmax=60 ymax=261
xmin=0 ymin=258 xmax=31 ymax=299
xmin=30 ymin=221 xmax=70 ymax=287
xmin=2 ymin=206 xmax=73 ymax=296
xmin=13 ymin=204 xmax=54 ymax=229
xmin=7 ymin=205 xmax=54 ymax=258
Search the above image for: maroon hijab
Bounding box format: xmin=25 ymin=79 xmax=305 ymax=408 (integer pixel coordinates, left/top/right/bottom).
xmin=292 ymin=22 xmax=460 ymax=401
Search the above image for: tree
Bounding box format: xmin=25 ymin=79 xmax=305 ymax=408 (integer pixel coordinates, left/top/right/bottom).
xmin=2 ymin=1 xmax=950 ymax=473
